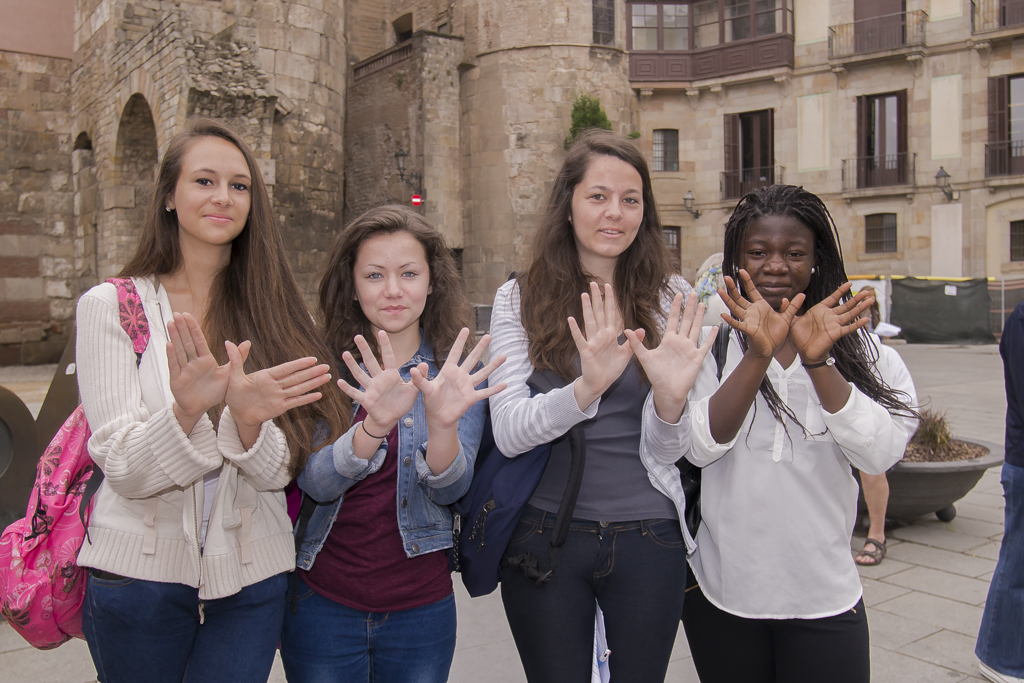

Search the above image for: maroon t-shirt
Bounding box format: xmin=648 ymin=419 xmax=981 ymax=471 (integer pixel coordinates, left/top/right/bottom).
xmin=300 ymin=408 xmax=452 ymax=613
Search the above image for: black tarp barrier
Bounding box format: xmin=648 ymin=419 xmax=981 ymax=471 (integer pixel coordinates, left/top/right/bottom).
xmin=890 ymin=278 xmax=995 ymax=344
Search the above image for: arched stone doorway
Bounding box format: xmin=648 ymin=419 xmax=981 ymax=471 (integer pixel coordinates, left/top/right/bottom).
xmin=98 ymin=94 xmax=158 ymax=277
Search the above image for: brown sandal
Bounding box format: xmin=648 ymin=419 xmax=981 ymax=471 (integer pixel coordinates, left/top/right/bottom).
xmin=855 ymin=538 xmax=886 ymax=566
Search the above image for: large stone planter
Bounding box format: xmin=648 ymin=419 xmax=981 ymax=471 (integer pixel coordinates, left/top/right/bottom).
xmin=856 ymin=439 xmax=1004 ymax=523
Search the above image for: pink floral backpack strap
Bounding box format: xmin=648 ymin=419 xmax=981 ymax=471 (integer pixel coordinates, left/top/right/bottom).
xmin=105 ymin=277 xmax=151 ymax=366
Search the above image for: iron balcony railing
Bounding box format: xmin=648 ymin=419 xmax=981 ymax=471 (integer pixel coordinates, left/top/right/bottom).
xmin=828 ymin=10 xmax=927 ymax=59
xmin=841 ymin=153 xmax=916 ymax=191
xmin=986 ymin=141 xmax=1024 ymax=177
xmin=720 ymin=166 xmax=784 ymax=201
xmin=972 ymin=0 xmax=1024 ymax=32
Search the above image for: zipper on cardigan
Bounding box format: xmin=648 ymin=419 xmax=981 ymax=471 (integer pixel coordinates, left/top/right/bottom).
xmin=193 ymin=484 xmax=204 ymax=624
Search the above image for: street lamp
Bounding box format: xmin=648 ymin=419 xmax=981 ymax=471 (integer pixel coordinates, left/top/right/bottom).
xmin=684 ymin=191 xmax=701 ymax=219
xmin=935 ymin=167 xmax=956 ymax=202
xmin=395 ymin=148 xmax=424 ymax=196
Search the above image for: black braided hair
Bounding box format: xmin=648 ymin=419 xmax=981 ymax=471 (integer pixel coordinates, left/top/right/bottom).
xmin=721 ymin=184 xmax=918 ymax=431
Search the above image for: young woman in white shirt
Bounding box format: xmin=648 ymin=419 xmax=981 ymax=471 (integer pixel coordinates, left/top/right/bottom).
xmin=487 ymin=130 xmax=714 ymax=682
xmin=681 ymin=184 xmax=918 ymax=683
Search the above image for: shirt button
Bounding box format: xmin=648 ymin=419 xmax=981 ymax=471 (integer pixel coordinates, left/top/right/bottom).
xmin=401 ymin=498 xmax=408 ymax=508
xmin=404 ymin=457 xmax=412 ymax=466
xmin=404 ymin=417 xmax=414 ymax=427
xmin=411 ymin=544 xmax=420 ymax=554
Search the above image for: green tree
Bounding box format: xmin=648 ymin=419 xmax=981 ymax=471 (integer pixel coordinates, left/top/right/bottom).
xmin=565 ymin=93 xmax=612 ymax=150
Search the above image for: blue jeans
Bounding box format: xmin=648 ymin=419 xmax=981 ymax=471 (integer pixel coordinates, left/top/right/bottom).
xmin=500 ymin=505 xmax=689 ymax=683
xmin=82 ymin=571 xmax=286 ymax=683
xmin=280 ymin=576 xmax=457 ymax=683
xmin=977 ymin=462 xmax=1024 ymax=677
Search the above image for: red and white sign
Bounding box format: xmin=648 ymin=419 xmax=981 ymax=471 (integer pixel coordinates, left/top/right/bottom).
xmin=411 ymin=194 xmax=422 ymax=206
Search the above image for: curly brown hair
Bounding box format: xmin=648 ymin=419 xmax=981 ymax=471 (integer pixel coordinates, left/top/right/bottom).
xmin=118 ymin=117 xmax=351 ymax=477
xmin=518 ymin=129 xmax=674 ymax=383
xmin=318 ymin=205 xmax=475 ymax=369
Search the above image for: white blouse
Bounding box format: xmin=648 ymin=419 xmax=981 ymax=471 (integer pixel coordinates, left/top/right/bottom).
xmin=686 ymin=331 xmax=917 ymax=619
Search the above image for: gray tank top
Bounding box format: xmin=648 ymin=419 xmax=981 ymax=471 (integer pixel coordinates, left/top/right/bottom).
xmin=529 ymin=363 xmax=679 ymax=522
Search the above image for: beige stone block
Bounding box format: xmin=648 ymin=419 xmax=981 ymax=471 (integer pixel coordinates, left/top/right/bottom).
xmin=44 ymin=279 xmax=72 ymax=298
xmin=100 ymin=186 xmax=134 ymax=210
xmin=4 ymin=278 xmax=43 ymax=300
xmin=288 ymin=5 xmax=326 ymax=32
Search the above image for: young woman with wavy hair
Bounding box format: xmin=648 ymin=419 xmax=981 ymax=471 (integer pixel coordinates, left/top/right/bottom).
xmin=75 ymin=117 xmax=348 ymax=683
xmin=487 ymin=130 xmax=715 ymax=682
xmin=280 ymin=205 xmax=505 ymax=682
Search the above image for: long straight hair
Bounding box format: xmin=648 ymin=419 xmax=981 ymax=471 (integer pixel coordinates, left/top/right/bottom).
xmin=519 ymin=129 xmax=674 ymax=383
xmin=721 ymin=184 xmax=917 ymax=427
xmin=317 ymin=205 xmax=474 ymax=368
xmin=119 ymin=117 xmax=350 ymax=477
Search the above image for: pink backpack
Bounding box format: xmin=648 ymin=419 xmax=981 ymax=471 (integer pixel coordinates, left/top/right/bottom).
xmin=0 ymin=278 xmax=150 ymax=649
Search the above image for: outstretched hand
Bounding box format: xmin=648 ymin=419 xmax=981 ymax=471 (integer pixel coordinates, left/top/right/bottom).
xmin=719 ymin=270 xmax=804 ymax=359
xmin=790 ymin=282 xmax=873 ymax=363
xmin=337 ymin=330 xmax=419 ymax=437
xmin=410 ymin=328 xmax=507 ymax=430
xmin=624 ymin=292 xmax=717 ymax=422
xmin=224 ymin=341 xmax=331 ymax=437
xmin=166 ymin=312 xmax=239 ymax=429
xmin=568 ymin=282 xmax=635 ymax=410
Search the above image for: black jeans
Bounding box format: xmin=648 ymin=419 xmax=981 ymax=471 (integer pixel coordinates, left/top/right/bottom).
xmin=500 ymin=505 xmax=688 ymax=683
xmin=681 ymin=573 xmax=870 ymax=683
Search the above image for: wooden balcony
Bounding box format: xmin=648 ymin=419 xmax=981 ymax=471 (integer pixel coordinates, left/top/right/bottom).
xmin=629 ymin=34 xmax=793 ymax=82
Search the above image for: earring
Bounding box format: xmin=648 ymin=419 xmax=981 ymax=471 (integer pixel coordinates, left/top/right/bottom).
xmin=811 ymin=267 xmax=816 ymax=274
xmin=165 ymin=206 xmax=173 ymax=212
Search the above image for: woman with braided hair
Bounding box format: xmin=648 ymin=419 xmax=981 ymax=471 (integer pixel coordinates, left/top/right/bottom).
xmin=680 ymin=185 xmax=918 ymax=683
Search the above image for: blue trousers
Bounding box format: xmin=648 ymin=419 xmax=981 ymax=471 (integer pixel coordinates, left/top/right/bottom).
xmin=977 ymin=462 xmax=1024 ymax=677
xmin=82 ymin=571 xmax=286 ymax=683
xmin=500 ymin=505 xmax=688 ymax=683
xmin=280 ymin=576 xmax=457 ymax=683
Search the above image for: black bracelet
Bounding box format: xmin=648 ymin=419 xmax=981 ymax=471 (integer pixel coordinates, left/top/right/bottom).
xmin=802 ymin=357 xmax=835 ymax=370
xmin=360 ymin=421 xmax=389 ymax=440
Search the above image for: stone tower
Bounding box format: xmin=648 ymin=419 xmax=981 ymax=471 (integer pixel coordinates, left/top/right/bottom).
xmin=71 ymin=0 xmax=347 ymax=293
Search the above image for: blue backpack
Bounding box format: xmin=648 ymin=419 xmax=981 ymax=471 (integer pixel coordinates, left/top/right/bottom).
xmin=450 ymin=370 xmax=585 ymax=598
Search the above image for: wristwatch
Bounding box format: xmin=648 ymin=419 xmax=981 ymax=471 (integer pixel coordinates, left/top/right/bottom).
xmin=803 ymin=357 xmax=835 ymax=370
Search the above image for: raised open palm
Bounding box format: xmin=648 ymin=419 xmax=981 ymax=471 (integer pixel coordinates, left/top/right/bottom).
xmin=790 ymin=282 xmax=873 ymax=362
xmin=410 ymin=328 xmax=507 ymax=429
xmin=625 ymin=292 xmax=716 ymax=418
xmin=720 ymin=270 xmax=803 ymax=359
xmin=165 ymin=312 xmax=235 ymax=419
xmin=568 ymin=282 xmax=635 ymax=402
xmin=224 ymin=341 xmax=331 ymax=430
xmin=337 ymin=331 xmax=420 ymax=434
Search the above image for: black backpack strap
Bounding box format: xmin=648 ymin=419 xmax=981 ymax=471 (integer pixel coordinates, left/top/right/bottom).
xmin=713 ymin=324 xmax=731 ymax=381
xmin=524 ymin=370 xmax=586 ymax=587
xmin=78 ymin=467 xmax=104 ymax=545
xmin=289 ymin=492 xmax=320 ymax=614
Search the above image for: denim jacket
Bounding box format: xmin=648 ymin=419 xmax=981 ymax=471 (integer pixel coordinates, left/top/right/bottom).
xmin=296 ymin=337 xmax=485 ymax=569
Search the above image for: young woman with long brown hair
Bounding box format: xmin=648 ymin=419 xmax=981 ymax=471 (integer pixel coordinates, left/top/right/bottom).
xmin=486 ymin=130 xmax=715 ymax=682
xmin=75 ymin=117 xmax=348 ymax=682
xmin=280 ymin=205 xmax=505 ymax=682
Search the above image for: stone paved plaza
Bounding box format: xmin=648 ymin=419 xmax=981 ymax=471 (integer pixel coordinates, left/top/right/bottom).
xmin=0 ymin=342 xmax=1008 ymax=682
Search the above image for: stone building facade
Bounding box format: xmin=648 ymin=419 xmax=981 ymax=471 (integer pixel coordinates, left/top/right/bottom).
xmin=2 ymin=0 xmax=1023 ymax=363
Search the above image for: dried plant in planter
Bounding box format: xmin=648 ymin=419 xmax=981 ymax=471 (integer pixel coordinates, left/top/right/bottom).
xmin=903 ymin=409 xmax=988 ymax=463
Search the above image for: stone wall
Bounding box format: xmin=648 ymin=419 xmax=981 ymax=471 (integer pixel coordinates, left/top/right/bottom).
xmin=0 ymin=50 xmax=74 ymax=364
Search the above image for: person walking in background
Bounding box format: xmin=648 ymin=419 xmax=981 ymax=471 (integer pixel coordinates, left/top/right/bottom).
xmin=975 ymin=301 xmax=1024 ymax=683
xmin=76 ymin=118 xmax=348 ymax=683
xmin=855 ymin=285 xmax=917 ymax=567
xmin=487 ymin=129 xmax=715 ymax=683
xmin=280 ymin=205 xmax=505 ymax=683
xmin=681 ymin=185 xmax=918 ymax=683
